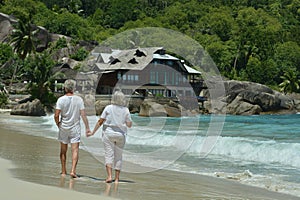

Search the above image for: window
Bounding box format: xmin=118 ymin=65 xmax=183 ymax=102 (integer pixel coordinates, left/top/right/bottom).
xmin=164 ymin=72 xmax=169 ymax=85
xmin=135 ymin=75 xmax=139 ymax=81
xmin=131 ymin=75 xmax=135 ymax=81
xmin=122 ymin=89 xmax=132 ymax=95
xmin=167 ymin=60 xmax=173 ymax=66
xmin=175 ymin=73 xmax=180 ymax=85
xmin=150 ymin=71 xmax=158 ymax=84
xmin=171 ymin=72 xmax=175 ymax=85
xmin=117 ymin=72 xmax=122 ymax=80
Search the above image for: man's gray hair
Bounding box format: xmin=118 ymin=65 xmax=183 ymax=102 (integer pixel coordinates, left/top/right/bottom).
xmin=64 ymin=79 xmax=76 ymax=93
xmin=111 ymin=91 xmax=127 ymax=106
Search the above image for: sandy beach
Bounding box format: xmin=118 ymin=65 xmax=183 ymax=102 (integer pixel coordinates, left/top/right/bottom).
xmin=0 ymin=125 xmax=300 ymax=200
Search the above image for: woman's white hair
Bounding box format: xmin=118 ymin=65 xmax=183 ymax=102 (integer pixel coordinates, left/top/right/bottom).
xmin=111 ymin=90 xmax=127 ymax=106
xmin=64 ymin=79 xmax=76 ymax=93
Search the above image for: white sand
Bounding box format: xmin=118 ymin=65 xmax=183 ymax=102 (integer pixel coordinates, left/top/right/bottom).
xmin=0 ymin=158 xmax=116 ymax=200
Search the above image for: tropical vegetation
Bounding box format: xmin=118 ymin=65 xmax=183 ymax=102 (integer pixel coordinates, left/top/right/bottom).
xmin=0 ymin=0 xmax=299 ymax=108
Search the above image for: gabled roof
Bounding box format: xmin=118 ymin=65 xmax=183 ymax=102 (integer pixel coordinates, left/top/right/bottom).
xmin=96 ymin=50 xmax=121 ymax=63
xmin=152 ymin=53 xmax=180 ymax=60
xmin=184 ymin=64 xmax=201 ymax=75
xmin=94 ymin=47 xmax=202 ymax=75
xmin=95 ymin=47 xmax=163 ymax=71
xmin=52 ymin=63 xmax=77 ymax=79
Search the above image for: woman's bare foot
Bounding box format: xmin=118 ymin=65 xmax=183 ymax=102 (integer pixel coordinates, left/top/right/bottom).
xmin=114 ymin=170 xmax=120 ymax=184
xmin=105 ymin=177 xmax=113 ymax=183
xmin=70 ymin=173 xmax=79 ymax=178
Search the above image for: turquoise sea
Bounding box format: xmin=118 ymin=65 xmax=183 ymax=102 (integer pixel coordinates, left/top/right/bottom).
xmin=0 ymin=113 xmax=299 ymax=197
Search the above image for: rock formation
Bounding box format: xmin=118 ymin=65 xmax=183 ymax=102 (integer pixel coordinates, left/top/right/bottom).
xmin=138 ymin=98 xmax=198 ymax=117
xmin=203 ymin=80 xmax=298 ymax=115
xmin=10 ymin=99 xmax=46 ymax=116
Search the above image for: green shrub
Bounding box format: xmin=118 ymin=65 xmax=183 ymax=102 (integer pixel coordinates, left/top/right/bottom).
xmin=54 ymin=37 xmax=68 ymax=49
xmin=0 ymin=93 xmax=8 ymax=108
xmin=0 ymin=43 xmax=13 ymax=66
xmin=70 ymin=47 xmax=89 ymax=61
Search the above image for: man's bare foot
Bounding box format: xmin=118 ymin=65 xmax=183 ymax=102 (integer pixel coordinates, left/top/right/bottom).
xmin=60 ymin=172 xmax=66 ymax=177
xmin=114 ymin=179 xmax=119 ymax=184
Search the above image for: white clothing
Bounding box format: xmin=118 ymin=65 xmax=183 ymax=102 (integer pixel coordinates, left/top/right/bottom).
xmin=100 ymin=105 xmax=132 ymax=135
xmin=58 ymin=127 xmax=81 ymax=144
xmin=102 ymin=132 xmax=125 ymax=170
xmin=100 ymin=104 xmax=132 ymax=170
xmin=56 ymin=95 xmax=85 ymax=144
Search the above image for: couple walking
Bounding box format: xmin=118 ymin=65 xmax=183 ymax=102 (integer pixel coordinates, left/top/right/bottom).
xmin=54 ymin=79 xmax=132 ymax=183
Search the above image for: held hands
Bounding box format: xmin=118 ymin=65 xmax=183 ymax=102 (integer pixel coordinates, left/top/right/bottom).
xmin=86 ymin=119 xmax=105 ymax=137
xmin=56 ymin=121 xmax=61 ymax=127
xmin=86 ymin=129 xmax=95 ymax=137
xmin=86 ymin=129 xmax=93 ymax=137
xmin=86 ymin=119 xmax=103 ymax=137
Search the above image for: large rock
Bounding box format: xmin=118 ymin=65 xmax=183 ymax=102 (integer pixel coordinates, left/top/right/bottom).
xmin=287 ymin=93 xmax=300 ymax=111
xmin=10 ymin=99 xmax=46 ymax=116
xmin=164 ymin=105 xmax=182 ymax=117
xmin=50 ymin=35 xmax=98 ymax=62
xmin=164 ymin=99 xmax=198 ymax=117
xmin=34 ymin=25 xmax=51 ymax=52
xmin=0 ymin=13 xmax=17 ymax=42
xmin=94 ymin=99 xmax=110 ymax=115
xmin=226 ymin=95 xmax=262 ymax=115
xmin=0 ymin=12 xmax=51 ymax=51
xmin=139 ymin=99 xmax=197 ymax=117
xmin=139 ymin=99 xmax=167 ymax=117
xmin=128 ymin=97 xmax=143 ymax=114
xmin=51 ymin=46 xmax=76 ymax=61
xmin=294 ymin=99 xmax=300 ymax=110
xmin=83 ymin=94 xmax=96 ymax=116
xmin=203 ymin=80 xmax=297 ymax=115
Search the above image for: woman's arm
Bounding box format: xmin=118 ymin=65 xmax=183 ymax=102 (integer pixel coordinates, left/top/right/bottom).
xmin=125 ymin=110 xmax=132 ymax=128
xmin=126 ymin=121 xmax=132 ymax=128
xmin=90 ymin=118 xmax=105 ymax=136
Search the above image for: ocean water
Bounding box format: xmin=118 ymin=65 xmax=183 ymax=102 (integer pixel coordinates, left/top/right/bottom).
xmin=0 ymin=113 xmax=299 ymax=197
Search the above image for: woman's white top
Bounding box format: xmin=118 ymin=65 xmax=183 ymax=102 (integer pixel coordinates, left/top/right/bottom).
xmin=100 ymin=104 xmax=132 ymax=135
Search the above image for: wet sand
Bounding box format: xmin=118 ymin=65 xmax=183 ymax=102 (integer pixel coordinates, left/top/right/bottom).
xmin=0 ymin=126 xmax=299 ymax=200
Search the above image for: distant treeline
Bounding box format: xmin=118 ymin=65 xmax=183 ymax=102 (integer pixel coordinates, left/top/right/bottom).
xmin=1 ymin=0 xmax=300 ymax=92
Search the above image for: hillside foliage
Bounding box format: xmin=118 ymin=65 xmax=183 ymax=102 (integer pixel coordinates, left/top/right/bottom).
xmin=0 ymin=0 xmax=300 ymax=93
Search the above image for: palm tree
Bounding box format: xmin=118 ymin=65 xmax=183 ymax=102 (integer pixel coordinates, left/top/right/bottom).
xmin=9 ymin=15 xmax=39 ymax=89
xmin=279 ymin=69 xmax=300 ymax=94
xmin=10 ymin=17 xmax=39 ymax=60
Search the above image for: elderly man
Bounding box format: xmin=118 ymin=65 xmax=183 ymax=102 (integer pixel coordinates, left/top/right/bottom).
xmin=54 ymin=79 xmax=91 ymax=178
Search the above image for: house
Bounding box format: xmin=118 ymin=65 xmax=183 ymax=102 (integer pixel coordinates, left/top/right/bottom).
xmin=93 ymin=47 xmax=205 ymax=99
xmin=52 ymin=63 xmax=97 ymax=93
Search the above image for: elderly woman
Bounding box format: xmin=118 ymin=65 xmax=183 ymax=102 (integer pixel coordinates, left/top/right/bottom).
xmin=90 ymin=91 xmax=132 ymax=183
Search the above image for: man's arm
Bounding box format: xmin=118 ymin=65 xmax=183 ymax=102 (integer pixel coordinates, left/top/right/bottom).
xmin=80 ymin=109 xmax=91 ymax=136
xmin=54 ymin=109 xmax=61 ymax=127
